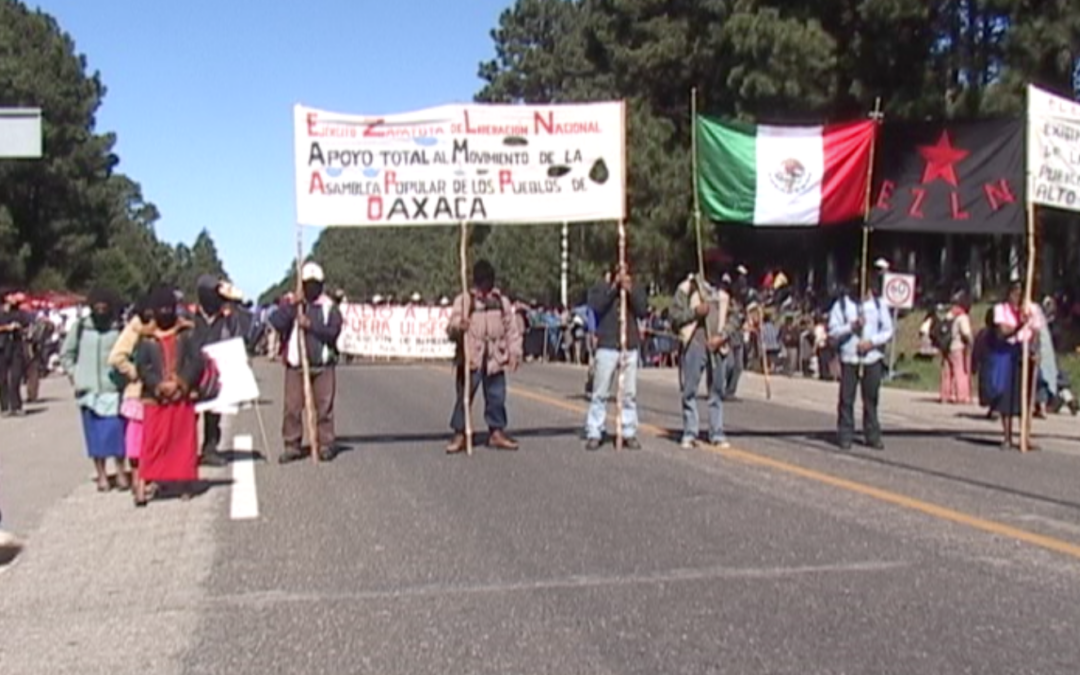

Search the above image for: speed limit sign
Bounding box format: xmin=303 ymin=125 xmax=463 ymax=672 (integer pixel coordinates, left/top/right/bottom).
xmin=882 ymin=272 xmax=916 ymax=310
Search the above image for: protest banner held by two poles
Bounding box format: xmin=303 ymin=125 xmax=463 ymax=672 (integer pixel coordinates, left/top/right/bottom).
xmin=292 ymin=101 xmax=629 ymax=455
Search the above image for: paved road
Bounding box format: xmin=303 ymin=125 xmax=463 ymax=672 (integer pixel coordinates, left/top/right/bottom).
xmin=2 ymin=362 xmax=1080 ymax=674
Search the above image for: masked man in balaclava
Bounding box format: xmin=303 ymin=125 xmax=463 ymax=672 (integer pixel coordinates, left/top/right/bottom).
xmin=191 ymin=275 xmax=243 ymax=467
xmin=269 ymin=262 xmax=344 ymax=463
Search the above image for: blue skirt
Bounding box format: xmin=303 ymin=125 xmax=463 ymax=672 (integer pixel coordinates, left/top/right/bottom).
xmin=81 ymin=408 xmax=126 ymax=459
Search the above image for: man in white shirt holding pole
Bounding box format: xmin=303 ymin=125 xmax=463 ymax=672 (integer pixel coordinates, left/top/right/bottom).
xmin=827 ymin=268 xmax=895 ymax=451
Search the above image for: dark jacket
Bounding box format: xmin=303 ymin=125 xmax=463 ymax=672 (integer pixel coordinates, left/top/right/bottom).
xmin=135 ymin=321 xmax=205 ymax=405
xmin=588 ymin=281 xmax=649 ymax=350
xmin=269 ymin=297 xmax=343 ymax=369
xmin=191 ymin=309 xmax=246 ymax=349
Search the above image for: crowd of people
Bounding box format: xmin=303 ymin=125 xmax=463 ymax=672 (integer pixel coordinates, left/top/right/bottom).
xmin=0 ymin=248 xmax=1072 ymax=558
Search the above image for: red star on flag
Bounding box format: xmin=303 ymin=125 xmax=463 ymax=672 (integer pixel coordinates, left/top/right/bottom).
xmin=918 ymin=131 xmax=970 ymax=186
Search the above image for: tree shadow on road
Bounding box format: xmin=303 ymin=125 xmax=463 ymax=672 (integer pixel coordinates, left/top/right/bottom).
xmin=335 ymin=425 xmax=585 ymax=451
xmin=150 ymin=478 xmax=233 ymax=502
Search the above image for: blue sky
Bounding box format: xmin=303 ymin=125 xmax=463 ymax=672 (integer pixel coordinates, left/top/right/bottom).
xmin=31 ymin=0 xmax=513 ymax=299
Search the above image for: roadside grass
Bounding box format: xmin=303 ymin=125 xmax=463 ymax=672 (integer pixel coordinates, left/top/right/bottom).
xmin=885 ymin=303 xmax=1080 ymax=392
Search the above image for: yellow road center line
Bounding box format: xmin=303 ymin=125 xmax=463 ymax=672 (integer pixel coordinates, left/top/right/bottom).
xmin=503 ymin=377 xmax=1080 ymax=561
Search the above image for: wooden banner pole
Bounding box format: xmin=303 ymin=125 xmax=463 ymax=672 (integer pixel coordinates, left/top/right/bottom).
xmin=1019 ymin=204 xmax=1037 ymax=452
xmin=616 ymin=218 xmax=628 ymax=451
xmin=858 ymin=97 xmax=883 ymax=381
xmin=758 ymin=305 xmax=772 ymax=399
xmin=615 ymin=99 xmax=629 ymax=451
xmin=295 ymin=227 xmax=319 ymax=464
xmin=459 ymin=220 xmax=474 ymax=456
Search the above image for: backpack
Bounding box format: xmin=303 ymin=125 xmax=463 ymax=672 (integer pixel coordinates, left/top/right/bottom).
xmin=931 ymin=315 xmax=954 ymax=352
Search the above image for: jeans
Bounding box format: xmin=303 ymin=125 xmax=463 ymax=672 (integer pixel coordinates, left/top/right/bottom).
xmin=724 ymin=344 xmax=743 ymax=398
xmin=680 ymin=342 xmax=726 ymax=442
xmin=838 ymin=361 xmax=884 ymax=445
xmin=585 ymin=348 xmax=638 ymax=440
xmin=450 ymin=365 xmax=508 ymax=433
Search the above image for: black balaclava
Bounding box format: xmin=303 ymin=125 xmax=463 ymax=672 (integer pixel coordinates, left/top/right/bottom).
xmin=88 ymin=289 xmax=119 ymax=332
xmin=197 ymin=275 xmax=224 ymax=316
xmin=473 ymin=260 xmax=496 ymax=295
xmin=133 ymin=294 xmax=154 ymax=324
xmin=302 ymin=280 xmax=323 ymax=304
xmin=149 ymin=286 xmax=179 ymax=330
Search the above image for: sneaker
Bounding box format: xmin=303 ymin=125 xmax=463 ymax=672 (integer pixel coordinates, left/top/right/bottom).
xmin=445 ymin=434 xmax=468 ymax=454
xmin=585 ymin=438 xmax=602 ymax=451
xmin=680 ymin=437 xmax=697 ymax=450
xmin=278 ymin=447 xmax=305 ymax=464
xmin=623 ymin=437 xmax=642 ymax=450
xmin=488 ymin=430 xmax=520 ymax=451
xmin=0 ymin=530 xmax=23 ymax=566
xmin=709 ymin=438 xmax=731 ymax=449
xmin=318 ymin=446 xmax=336 ymax=462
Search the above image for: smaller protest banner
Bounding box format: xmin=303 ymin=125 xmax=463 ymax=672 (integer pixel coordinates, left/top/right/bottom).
xmin=196 ymin=337 xmax=261 ymax=413
xmin=1027 ymin=84 xmax=1080 ymax=213
xmin=338 ymin=304 xmax=455 ymax=360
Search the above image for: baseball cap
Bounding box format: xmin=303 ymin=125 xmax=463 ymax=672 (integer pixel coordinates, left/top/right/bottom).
xmin=301 ymin=262 xmax=325 ymax=282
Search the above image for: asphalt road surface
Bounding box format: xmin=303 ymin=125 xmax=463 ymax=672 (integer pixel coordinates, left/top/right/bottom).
xmin=3 ymin=362 xmax=1080 ymax=674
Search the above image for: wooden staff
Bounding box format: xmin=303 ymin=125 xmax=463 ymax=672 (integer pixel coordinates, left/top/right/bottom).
xmin=690 ymin=87 xmax=718 ymax=372
xmin=614 ymin=99 xmax=629 ymax=451
xmin=1019 ymin=202 xmax=1037 ymax=452
xmin=616 ymin=219 xmax=628 ymax=451
xmin=294 ymin=228 xmax=319 ymax=464
xmin=858 ymin=98 xmax=884 ymax=379
xmin=756 ymin=304 xmax=772 ymax=399
xmin=459 ymin=220 xmax=473 ymax=456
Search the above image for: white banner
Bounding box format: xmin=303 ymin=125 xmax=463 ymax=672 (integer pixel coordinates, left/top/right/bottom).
xmin=1028 ymin=85 xmax=1080 ymax=211
xmin=337 ymin=304 xmax=455 ymax=359
xmin=293 ymin=102 xmax=626 ymax=226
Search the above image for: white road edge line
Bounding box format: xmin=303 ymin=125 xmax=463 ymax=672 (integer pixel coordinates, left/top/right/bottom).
xmin=230 ymin=434 xmax=259 ymax=520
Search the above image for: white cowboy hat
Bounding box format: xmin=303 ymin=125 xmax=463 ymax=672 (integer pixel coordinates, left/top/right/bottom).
xmin=410 ymin=292 xmax=421 ymax=302
xmin=372 ymin=294 xmax=384 ymax=304
xmin=873 ymin=258 xmax=890 ymax=271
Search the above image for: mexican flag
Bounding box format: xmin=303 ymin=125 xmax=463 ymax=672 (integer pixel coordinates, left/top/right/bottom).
xmin=696 ymin=117 xmax=876 ymax=225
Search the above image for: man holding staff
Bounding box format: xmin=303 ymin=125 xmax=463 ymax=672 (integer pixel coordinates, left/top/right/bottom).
xmin=583 ymin=263 xmax=648 ymax=451
xmin=827 ymin=268 xmax=894 ymax=451
xmin=671 ymin=251 xmax=742 ymax=449
xmin=446 ymin=260 xmax=521 ymax=454
xmin=271 ymin=262 xmax=343 ymax=464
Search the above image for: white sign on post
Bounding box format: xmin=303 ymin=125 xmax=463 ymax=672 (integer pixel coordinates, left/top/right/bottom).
xmin=1027 ymin=84 xmax=1080 ymax=212
xmin=293 ymin=102 xmax=626 ymax=226
xmin=0 ymin=108 xmax=42 ymax=159
xmin=882 ymin=272 xmax=916 ymax=310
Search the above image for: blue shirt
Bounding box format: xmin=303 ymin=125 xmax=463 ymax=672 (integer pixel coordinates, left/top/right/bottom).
xmin=827 ymin=294 xmax=894 ymax=365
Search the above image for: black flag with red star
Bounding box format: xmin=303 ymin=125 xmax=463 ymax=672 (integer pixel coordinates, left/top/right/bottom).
xmin=869 ymin=119 xmax=1024 ymax=234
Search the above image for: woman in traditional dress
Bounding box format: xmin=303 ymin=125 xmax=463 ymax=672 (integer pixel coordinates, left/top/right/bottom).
xmin=109 ymin=295 xmax=154 ymax=494
xmin=133 ymin=287 xmax=205 ymax=506
xmin=986 ymin=281 xmax=1039 ymax=450
xmin=60 ymin=289 xmax=128 ymax=492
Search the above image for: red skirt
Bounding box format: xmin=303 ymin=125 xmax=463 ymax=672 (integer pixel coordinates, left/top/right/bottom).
xmin=140 ymin=402 xmax=198 ymax=483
